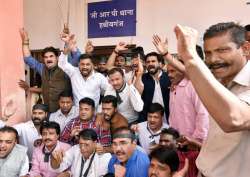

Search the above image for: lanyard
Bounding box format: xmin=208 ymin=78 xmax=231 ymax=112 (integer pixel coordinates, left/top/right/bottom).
xmin=42 ymin=144 xmax=57 ymax=162
xmin=79 ymin=152 xmax=96 ymax=177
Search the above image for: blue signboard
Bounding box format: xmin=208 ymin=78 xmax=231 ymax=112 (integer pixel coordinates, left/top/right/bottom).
xmin=88 ymin=0 xmax=136 ymax=38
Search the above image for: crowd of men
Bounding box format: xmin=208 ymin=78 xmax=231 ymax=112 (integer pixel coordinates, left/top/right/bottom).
xmin=0 ymin=21 xmax=249 ymax=177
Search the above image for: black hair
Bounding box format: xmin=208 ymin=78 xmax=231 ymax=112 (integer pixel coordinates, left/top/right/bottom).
xmin=132 ymin=46 xmax=145 ymax=60
xmin=145 ymin=52 xmax=162 ymax=63
xmin=148 ymin=103 xmax=164 ymax=116
xmin=32 ymin=104 xmax=48 ymax=112
xmin=0 ymin=126 xmax=18 ymax=140
xmin=107 ymin=67 xmax=124 ymax=77
xmin=117 ymin=54 xmax=126 ymax=60
xmin=244 ymin=24 xmax=250 ymax=32
xmin=149 ymin=146 xmax=179 ymax=172
xmin=161 ymin=127 xmax=180 ymax=140
xmin=59 ymin=90 xmax=73 ymax=99
xmin=101 ymin=95 xmax=118 ymax=108
xmin=42 ymin=46 xmax=59 ymax=57
xmin=40 ymin=121 xmax=61 ymax=135
xmin=79 ymin=53 xmax=93 ymax=62
xmin=203 ymin=22 xmax=246 ymax=48
xmin=196 ymin=45 xmax=204 ymax=60
xmin=79 ymin=97 xmax=95 ymax=108
xmin=78 ymin=128 xmax=98 ymax=141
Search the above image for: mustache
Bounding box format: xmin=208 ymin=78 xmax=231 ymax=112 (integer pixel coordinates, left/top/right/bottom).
xmin=44 ymin=138 xmax=52 ymax=142
xmin=81 ymin=68 xmax=90 ymax=71
xmin=149 ymin=121 xmax=156 ymax=125
xmin=208 ymin=63 xmax=229 ymax=69
xmin=32 ymin=117 xmax=42 ymax=122
xmin=132 ymin=64 xmax=138 ymax=68
xmin=103 ymin=113 xmax=110 ymax=117
xmin=46 ymin=60 xmax=53 ymax=64
xmin=115 ymin=151 xmax=125 ymax=155
xmin=147 ymin=65 xmax=156 ymax=70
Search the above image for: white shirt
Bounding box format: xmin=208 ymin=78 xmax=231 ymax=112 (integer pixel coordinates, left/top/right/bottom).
xmin=196 ymin=61 xmax=250 ymax=177
xmin=20 ymin=155 xmax=29 ymax=176
xmin=0 ymin=145 xmax=29 ymax=176
xmin=0 ymin=120 xmax=4 ymax=128
xmin=54 ymin=144 xmax=111 ymax=177
xmin=14 ymin=121 xmax=41 ymax=161
xmin=58 ymin=53 xmax=109 ymax=107
xmin=152 ymin=71 xmax=166 ymax=122
xmin=152 ymin=80 xmax=164 ymax=107
xmin=49 ymin=106 xmax=79 ymax=131
xmin=104 ymin=83 xmax=144 ymax=123
xmin=137 ymin=121 xmax=168 ymax=154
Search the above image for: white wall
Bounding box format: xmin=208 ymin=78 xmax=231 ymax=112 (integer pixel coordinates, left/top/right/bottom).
xmin=24 ymin=0 xmax=250 ymax=53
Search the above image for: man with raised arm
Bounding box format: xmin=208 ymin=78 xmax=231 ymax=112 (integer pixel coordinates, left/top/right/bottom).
xmin=19 ymin=29 xmax=72 ymax=113
xmin=174 ymin=22 xmax=250 ymax=177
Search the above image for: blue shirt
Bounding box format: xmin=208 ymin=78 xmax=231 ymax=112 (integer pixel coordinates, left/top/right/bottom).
xmin=24 ymin=56 xmax=44 ymax=75
xmin=108 ymin=149 xmax=150 ymax=177
xmin=69 ymin=48 xmax=81 ymax=66
xmin=23 ymin=48 xmax=81 ymax=75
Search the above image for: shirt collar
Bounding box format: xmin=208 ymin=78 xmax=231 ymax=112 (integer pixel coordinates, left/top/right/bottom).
xmin=58 ymin=106 xmax=75 ymax=117
xmin=125 ymin=149 xmax=138 ymax=166
xmin=230 ymin=61 xmax=250 ymax=87
xmin=147 ymin=123 xmax=164 ymax=135
xmin=177 ymin=78 xmax=189 ymax=87
xmin=82 ymin=151 xmax=96 ymax=161
xmin=151 ymin=70 xmax=163 ymax=81
xmin=77 ymin=115 xmax=96 ymax=124
xmin=28 ymin=120 xmax=36 ymax=128
xmin=115 ymin=148 xmax=138 ymax=166
xmin=87 ymin=70 xmax=96 ymax=80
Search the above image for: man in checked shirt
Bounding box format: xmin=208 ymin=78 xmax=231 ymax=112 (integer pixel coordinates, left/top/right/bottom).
xmin=60 ymin=97 xmax=112 ymax=153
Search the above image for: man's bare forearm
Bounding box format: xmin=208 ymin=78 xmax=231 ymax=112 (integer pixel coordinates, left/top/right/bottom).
xmin=164 ymin=53 xmax=186 ymax=73
xmin=133 ymin=74 xmax=144 ymax=95
xmin=22 ymin=43 xmax=31 ymax=57
xmin=184 ymin=57 xmax=250 ymax=132
xmin=106 ymin=51 xmax=117 ymax=70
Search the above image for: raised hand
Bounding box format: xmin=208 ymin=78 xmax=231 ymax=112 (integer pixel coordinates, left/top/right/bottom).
xmin=172 ymin=158 xmax=189 ymax=177
xmin=70 ymin=125 xmax=81 ymax=137
xmin=62 ymin=34 xmax=77 ymax=54
xmin=152 ymin=35 xmax=168 ymax=55
xmin=114 ymin=42 xmax=128 ymax=53
xmin=19 ymin=28 xmax=29 ymax=42
xmin=67 ymin=34 xmax=77 ymax=50
xmin=85 ymin=40 xmax=94 ymax=54
xmin=60 ymin=33 xmax=70 ymax=43
xmin=63 ymin=23 xmax=70 ymax=34
xmin=174 ymin=24 xmax=199 ymax=62
xmin=137 ymin=57 xmax=144 ymax=75
xmin=51 ymin=149 xmax=64 ymax=169
xmin=114 ymin=164 xmax=126 ymax=177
